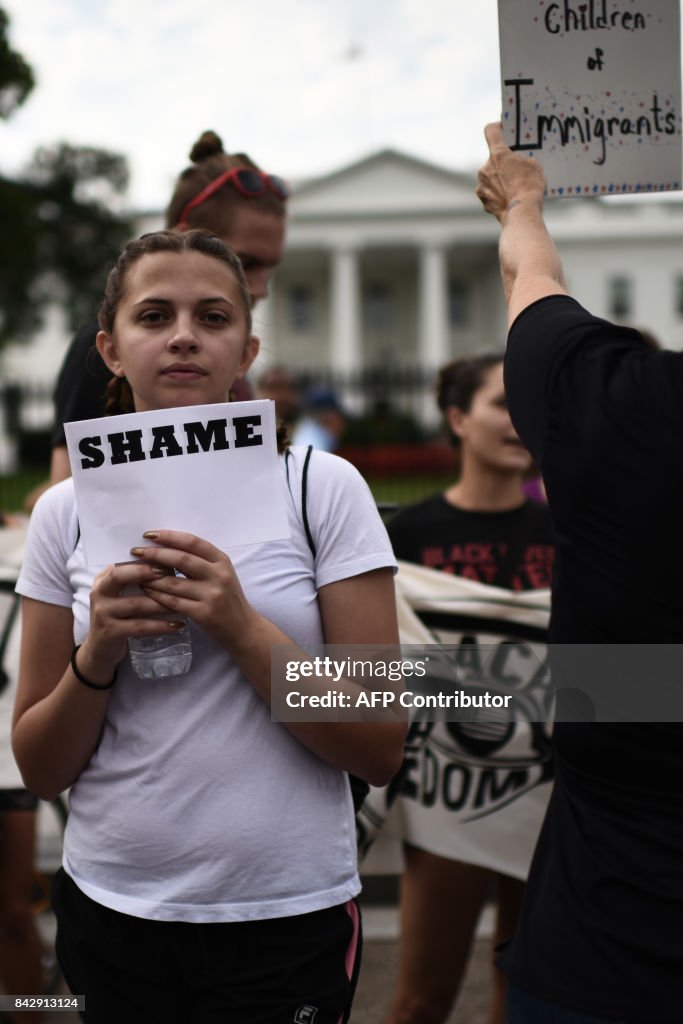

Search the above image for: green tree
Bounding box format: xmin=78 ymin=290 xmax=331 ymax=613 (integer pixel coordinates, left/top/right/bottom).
xmin=0 ymin=175 xmax=42 ymax=341
xmin=0 ymin=5 xmax=39 ymax=343
xmin=0 ymin=7 xmax=34 ymax=118
xmin=0 ymin=7 xmax=133 ymax=347
xmin=0 ymin=144 xmax=134 ymax=347
xmin=28 ymin=143 xmax=134 ymax=331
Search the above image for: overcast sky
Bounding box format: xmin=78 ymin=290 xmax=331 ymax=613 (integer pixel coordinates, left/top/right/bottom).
xmin=1 ymin=0 xmax=501 ymax=211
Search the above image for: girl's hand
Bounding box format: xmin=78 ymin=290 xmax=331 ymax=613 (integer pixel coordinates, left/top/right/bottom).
xmin=84 ymin=559 xmax=183 ymax=674
xmin=129 ymin=530 xmax=257 ymax=653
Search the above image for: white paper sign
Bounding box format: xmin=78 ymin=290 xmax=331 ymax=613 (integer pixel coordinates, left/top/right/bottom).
xmin=498 ymin=0 xmax=682 ymax=197
xmin=65 ymin=400 xmax=290 ymax=565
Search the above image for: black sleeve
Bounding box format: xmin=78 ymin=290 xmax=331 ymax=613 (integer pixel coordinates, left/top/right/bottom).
xmin=504 ymin=295 xmax=645 ymax=467
xmin=51 ymin=323 xmax=113 ymax=447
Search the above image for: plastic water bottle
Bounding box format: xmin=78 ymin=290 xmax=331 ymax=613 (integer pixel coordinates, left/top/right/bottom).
xmin=128 ymin=619 xmax=192 ymax=679
xmin=120 ymin=564 xmax=193 ymax=679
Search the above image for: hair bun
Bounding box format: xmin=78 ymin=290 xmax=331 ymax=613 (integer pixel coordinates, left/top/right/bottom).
xmin=189 ymin=130 xmax=225 ymax=163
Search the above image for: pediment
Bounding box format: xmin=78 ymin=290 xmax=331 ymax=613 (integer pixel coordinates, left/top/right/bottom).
xmin=290 ymin=148 xmax=479 ymax=220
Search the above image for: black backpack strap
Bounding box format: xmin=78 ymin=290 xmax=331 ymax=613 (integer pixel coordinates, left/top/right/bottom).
xmin=284 ymin=446 xmax=315 ymax=560
xmin=301 ymin=445 xmax=316 ymax=559
xmin=288 ymin=446 xmax=368 ymax=814
xmin=284 ymin=445 xmax=293 ymax=489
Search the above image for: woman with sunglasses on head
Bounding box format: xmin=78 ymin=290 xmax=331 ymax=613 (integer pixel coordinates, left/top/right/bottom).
xmin=46 ymin=129 xmax=289 ymax=489
xmin=13 ymin=228 xmax=406 ymax=1023
xmin=384 ymin=354 xmax=555 ymax=1024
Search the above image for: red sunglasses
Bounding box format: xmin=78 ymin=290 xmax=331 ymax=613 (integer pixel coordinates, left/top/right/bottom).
xmin=177 ymin=167 xmax=290 ymax=225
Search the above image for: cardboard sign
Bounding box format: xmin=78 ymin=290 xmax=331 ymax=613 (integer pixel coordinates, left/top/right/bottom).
xmin=65 ymin=400 xmax=290 ymax=565
xmin=498 ymin=0 xmax=682 ymax=196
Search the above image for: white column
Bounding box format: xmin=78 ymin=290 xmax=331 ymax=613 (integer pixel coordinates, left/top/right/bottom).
xmin=330 ymin=247 xmax=362 ymax=373
xmin=418 ymin=244 xmax=449 ymax=370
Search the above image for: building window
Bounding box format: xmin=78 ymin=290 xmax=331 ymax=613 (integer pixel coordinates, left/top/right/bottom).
xmin=675 ymin=275 xmax=683 ymax=317
xmin=609 ymin=276 xmax=632 ymax=319
xmin=448 ymin=279 xmax=471 ymax=327
xmin=288 ymin=286 xmax=314 ymax=332
xmin=364 ymin=282 xmax=394 ymax=331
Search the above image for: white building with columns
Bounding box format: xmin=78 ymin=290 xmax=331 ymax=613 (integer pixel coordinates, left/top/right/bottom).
xmin=253 ymin=149 xmax=504 ymax=375
xmin=4 ymin=145 xmax=683 ymax=413
xmin=253 ymin=148 xmax=683 ymax=375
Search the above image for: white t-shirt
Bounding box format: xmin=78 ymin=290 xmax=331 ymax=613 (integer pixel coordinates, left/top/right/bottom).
xmin=16 ymin=447 xmax=395 ymax=922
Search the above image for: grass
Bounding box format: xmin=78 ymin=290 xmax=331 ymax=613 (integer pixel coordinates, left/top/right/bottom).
xmin=1 ymin=466 xmax=50 ymax=514
xmin=366 ymin=475 xmax=450 ymax=510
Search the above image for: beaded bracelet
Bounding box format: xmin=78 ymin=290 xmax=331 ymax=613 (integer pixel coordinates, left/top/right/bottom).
xmin=70 ymin=645 xmax=117 ymax=691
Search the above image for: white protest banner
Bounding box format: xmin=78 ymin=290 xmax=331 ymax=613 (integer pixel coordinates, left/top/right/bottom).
xmin=498 ymin=0 xmax=682 ymax=197
xmin=65 ymin=400 xmax=290 ymax=565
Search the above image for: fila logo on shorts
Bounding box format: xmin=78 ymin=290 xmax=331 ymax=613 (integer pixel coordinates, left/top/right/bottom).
xmin=293 ymin=1007 xmax=318 ymax=1024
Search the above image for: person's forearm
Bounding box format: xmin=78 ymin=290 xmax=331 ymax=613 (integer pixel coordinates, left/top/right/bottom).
xmin=498 ymin=196 xmax=567 ymax=310
xmin=13 ymin=598 xmax=120 ymax=798
xmin=13 ymin=644 xmax=116 ymax=801
xmin=477 ymin=123 xmax=569 ymax=323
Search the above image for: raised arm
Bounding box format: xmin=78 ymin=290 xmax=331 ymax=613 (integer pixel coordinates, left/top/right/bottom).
xmin=476 ymin=122 xmax=568 ymax=326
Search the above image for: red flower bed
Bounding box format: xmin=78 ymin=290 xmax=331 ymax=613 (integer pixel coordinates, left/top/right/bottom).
xmin=337 ymin=442 xmax=456 ymax=478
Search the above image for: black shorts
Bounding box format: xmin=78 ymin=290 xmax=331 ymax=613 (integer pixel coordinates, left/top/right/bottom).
xmin=52 ymin=869 xmax=362 ymax=1024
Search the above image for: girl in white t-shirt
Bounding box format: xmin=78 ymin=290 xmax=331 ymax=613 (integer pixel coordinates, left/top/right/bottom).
xmin=13 ymin=229 xmax=405 ymax=1023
